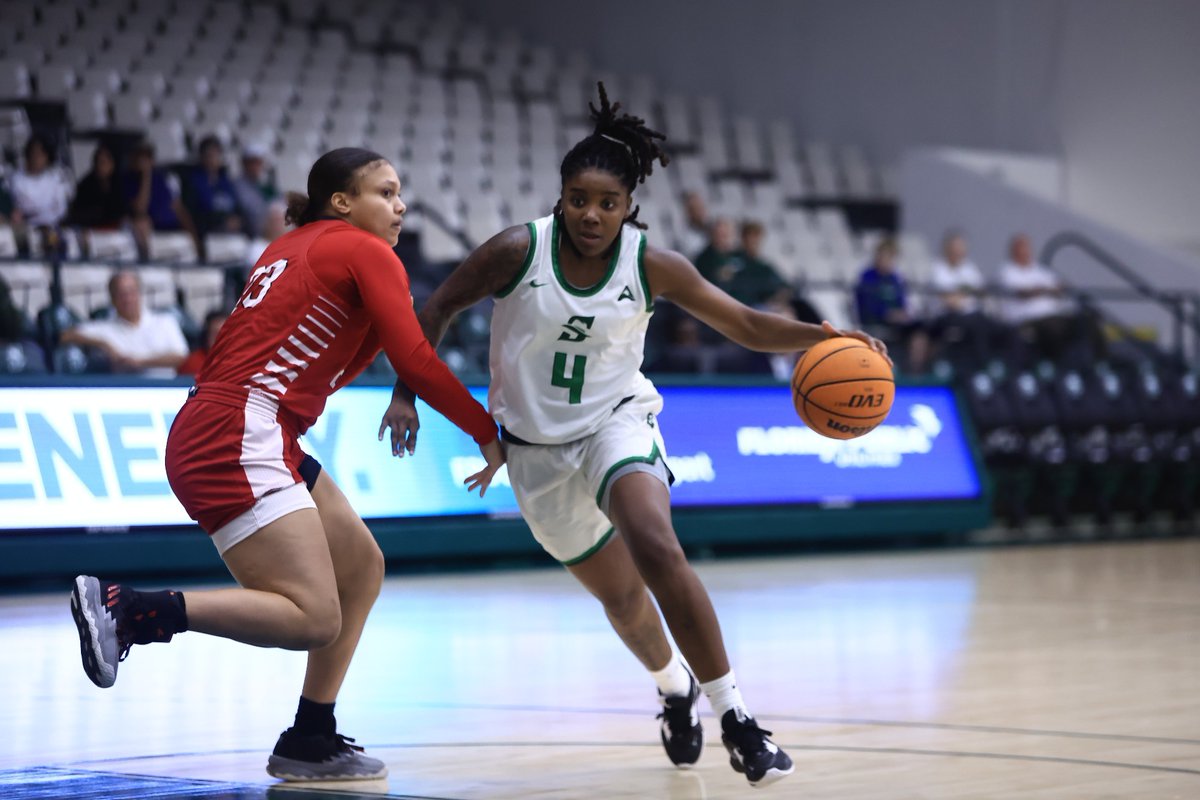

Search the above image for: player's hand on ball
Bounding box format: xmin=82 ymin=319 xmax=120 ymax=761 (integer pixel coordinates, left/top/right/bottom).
xmin=378 ymin=386 xmax=420 ymax=457
xmin=820 ymin=320 xmax=892 ymax=367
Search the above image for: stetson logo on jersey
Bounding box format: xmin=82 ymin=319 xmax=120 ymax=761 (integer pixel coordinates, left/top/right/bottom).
xmin=557 ymin=315 xmax=595 ymax=342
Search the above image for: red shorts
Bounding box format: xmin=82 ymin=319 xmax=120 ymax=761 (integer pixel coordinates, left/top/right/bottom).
xmin=166 ymin=383 xmax=317 ymax=552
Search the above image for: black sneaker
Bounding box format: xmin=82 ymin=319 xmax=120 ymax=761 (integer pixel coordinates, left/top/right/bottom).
xmin=69 ymin=576 xmax=132 ymax=688
xmin=266 ymin=728 xmax=388 ymax=781
xmin=657 ymin=673 xmax=703 ymax=767
xmin=720 ymin=709 xmax=794 ymax=787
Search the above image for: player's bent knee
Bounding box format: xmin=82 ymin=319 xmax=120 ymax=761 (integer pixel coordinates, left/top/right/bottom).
xmin=626 ymin=528 xmax=688 ymax=581
xmin=362 ymin=541 xmax=385 ymax=595
xmin=601 ymin=586 xmax=648 ymax=625
xmin=300 ymin=600 xmax=343 ymax=649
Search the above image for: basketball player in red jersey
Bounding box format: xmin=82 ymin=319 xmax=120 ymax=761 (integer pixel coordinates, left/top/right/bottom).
xmin=69 ymin=148 xmax=504 ymax=782
xmin=379 ymin=86 xmax=887 ymax=787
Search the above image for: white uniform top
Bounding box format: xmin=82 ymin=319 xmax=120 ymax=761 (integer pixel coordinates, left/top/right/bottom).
xmin=489 ymin=215 xmax=658 ymax=444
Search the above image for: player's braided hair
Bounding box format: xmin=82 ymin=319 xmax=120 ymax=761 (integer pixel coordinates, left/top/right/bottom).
xmin=286 ymin=147 xmax=387 ymax=227
xmin=558 ymin=82 xmax=670 ymax=229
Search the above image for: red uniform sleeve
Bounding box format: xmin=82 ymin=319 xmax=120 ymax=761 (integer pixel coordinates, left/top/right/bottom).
xmin=341 ymin=235 xmax=497 ymax=445
xmin=333 ymin=329 xmax=382 ymax=391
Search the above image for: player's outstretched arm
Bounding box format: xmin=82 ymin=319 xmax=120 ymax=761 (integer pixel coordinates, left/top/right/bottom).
xmin=379 ymin=225 xmax=532 ymax=456
xmin=647 ymin=246 xmax=890 ymax=362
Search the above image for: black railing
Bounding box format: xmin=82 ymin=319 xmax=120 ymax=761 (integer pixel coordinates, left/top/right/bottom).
xmin=1041 ymin=231 xmax=1200 ymax=363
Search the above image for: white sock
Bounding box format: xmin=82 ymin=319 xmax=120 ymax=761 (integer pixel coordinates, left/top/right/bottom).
xmin=649 ymin=651 xmax=693 ymax=697
xmin=701 ymin=670 xmax=749 ymax=721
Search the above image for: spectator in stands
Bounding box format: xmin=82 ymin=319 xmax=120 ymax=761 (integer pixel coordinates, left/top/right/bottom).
xmin=9 ymin=132 xmax=72 ymax=257
xmin=183 ymin=135 xmax=244 ymax=245
xmin=678 ymin=190 xmax=710 ymax=258
xmin=231 ymin=143 xmax=279 ymax=239
xmin=730 ymin=220 xmax=789 ymax=307
xmin=0 ymin=275 xmax=25 ymax=343
xmin=999 ymin=233 xmax=1080 ymax=363
xmin=927 ymin=230 xmax=996 ymax=366
xmin=59 ymin=269 xmax=189 ymax=378
xmin=68 ymin=142 xmax=129 ymax=234
xmin=124 ymin=141 xmax=197 ymax=261
xmin=176 ymin=309 xmax=228 ymax=377
xmin=0 ymin=168 xmax=13 ymax=225
xmin=244 ymin=199 xmax=289 ymax=269
xmin=855 ymin=237 xmax=929 ymax=373
xmin=693 ymin=217 xmax=743 ymax=290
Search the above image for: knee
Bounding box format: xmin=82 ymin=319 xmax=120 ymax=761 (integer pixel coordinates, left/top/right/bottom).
xmin=626 ymin=526 xmax=688 ymax=587
xmin=602 ymin=584 xmax=650 ymax=626
xmin=298 ymin=597 xmax=342 ymax=650
xmin=358 ymin=541 xmax=386 ymax=599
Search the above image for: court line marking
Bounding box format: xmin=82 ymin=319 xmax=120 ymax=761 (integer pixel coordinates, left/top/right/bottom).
xmin=383 ymin=701 xmax=1200 ymax=747
xmin=61 ymin=741 xmax=1200 ymax=780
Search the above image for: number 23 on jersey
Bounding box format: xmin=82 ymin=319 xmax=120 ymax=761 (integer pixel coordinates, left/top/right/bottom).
xmin=238 ymin=259 xmax=288 ymax=309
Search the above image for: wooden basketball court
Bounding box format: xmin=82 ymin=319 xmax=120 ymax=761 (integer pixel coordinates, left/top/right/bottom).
xmin=3 ymin=538 xmax=1197 ymax=798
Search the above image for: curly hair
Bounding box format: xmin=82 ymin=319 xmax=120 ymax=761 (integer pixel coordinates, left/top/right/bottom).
xmin=558 ymin=82 xmax=670 ymax=229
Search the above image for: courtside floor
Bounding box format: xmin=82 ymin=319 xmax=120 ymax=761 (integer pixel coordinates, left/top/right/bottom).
xmin=3 ymin=539 xmax=1198 ymax=799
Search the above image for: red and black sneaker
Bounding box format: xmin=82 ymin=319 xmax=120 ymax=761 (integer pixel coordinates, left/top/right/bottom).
xmin=69 ymin=576 xmax=132 ymax=688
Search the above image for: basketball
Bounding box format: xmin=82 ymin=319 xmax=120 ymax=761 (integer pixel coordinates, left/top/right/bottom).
xmin=791 ymin=337 xmax=894 ymax=439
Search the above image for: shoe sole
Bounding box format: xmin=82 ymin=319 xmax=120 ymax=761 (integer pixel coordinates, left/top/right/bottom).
xmin=70 ymin=576 xmax=116 ymax=688
xmin=266 ymin=755 xmax=388 ymax=782
xmin=729 ymin=756 xmax=796 ymax=788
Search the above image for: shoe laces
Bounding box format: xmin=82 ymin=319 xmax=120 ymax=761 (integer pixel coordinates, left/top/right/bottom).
xmin=334 ymin=734 xmax=365 ymax=754
xmin=656 ymin=688 xmax=697 ymax=734
xmin=103 ymin=583 xmax=136 ymax=660
xmin=729 ymin=717 xmax=775 ymax=755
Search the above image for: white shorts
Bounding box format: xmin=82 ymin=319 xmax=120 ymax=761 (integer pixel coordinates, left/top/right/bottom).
xmin=505 ymin=392 xmax=672 ymax=565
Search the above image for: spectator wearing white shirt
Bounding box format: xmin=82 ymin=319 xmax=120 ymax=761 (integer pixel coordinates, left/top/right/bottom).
xmin=926 ymin=231 xmax=998 ymax=367
xmin=999 ymin=234 xmax=1087 ymax=363
xmin=9 ymin=133 xmax=72 ymax=256
xmin=999 ymin=234 xmax=1068 ymax=323
xmin=60 ymin=270 xmax=189 ymax=378
xmin=929 ymin=231 xmax=985 ymax=315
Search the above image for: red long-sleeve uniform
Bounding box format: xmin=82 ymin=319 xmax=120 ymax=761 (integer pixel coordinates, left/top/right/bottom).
xmin=166 ymin=220 xmax=495 ymax=537
xmin=201 ymin=219 xmax=495 ymax=442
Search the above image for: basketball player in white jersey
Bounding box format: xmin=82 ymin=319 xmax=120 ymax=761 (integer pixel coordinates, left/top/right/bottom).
xmin=379 ymin=84 xmax=888 ymax=787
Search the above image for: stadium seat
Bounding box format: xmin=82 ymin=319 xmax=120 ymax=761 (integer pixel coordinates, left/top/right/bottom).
xmin=60 ymin=263 xmax=112 ymax=319
xmin=83 ymin=230 xmax=139 ymax=263
xmin=0 ymin=340 xmax=47 ymax=375
xmin=149 ymin=233 xmax=199 ymax=265
xmin=36 ymin=304 xmax=81 ymax=353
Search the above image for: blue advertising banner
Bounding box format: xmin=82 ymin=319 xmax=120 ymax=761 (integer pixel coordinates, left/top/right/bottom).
xmin=0 ymin=383 xmax=980 ymax=531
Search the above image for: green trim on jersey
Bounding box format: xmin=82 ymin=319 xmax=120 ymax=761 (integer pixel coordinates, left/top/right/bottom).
xmin=551 ymin=216 xmax=623 ymax=297
xmin=494 ymin=222 xmax=538 ymax=298
xmin=594 ymin=440 xmax=663 ymax=507
xmin=561 ymin=526 xmax=616 ymax=566
xmin=636 ymin=232 xmax=653 ymax=312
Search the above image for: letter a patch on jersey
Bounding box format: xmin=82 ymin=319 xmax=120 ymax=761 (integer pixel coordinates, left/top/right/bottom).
xmin=618 ymin=285 xmax=636 ymax=302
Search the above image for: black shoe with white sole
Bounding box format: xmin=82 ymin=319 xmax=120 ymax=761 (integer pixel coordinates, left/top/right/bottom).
xmin=657 ymin=673 xmax=704 ymax=767
xmin=720 ymin=709 xmax=794 ymax=787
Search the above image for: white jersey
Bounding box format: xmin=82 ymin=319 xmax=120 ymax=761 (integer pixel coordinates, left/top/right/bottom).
xmin=489 ymin=215 xmax=659 ymax=444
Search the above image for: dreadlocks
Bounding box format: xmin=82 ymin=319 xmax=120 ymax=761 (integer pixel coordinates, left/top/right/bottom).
xmin=558 ymin=82 xmax=670 ymax=229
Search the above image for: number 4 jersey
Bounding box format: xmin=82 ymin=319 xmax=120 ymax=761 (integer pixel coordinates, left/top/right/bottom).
xmin=489 ymin=215 xmax=659 ymax=444
xmin=199 ymin=219 xmax=496 ymax=443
